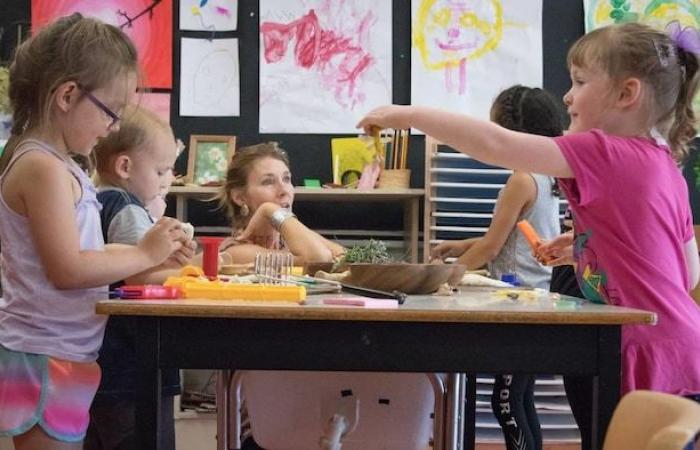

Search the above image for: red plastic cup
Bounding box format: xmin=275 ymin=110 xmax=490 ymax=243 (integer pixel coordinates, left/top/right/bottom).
xmin=198 ymin=236 xmax=224 ymax=279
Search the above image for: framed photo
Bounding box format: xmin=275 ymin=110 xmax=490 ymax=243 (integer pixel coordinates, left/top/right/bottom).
xmin=186 ymin=135 xmax=236 ymax=185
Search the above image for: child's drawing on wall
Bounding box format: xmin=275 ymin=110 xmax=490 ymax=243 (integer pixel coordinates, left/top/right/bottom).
xmin=410 ymin=0 xmax=543 ymax=122
xmin=414 ymin=0 xmax=503 ymax=95
xmin=180 ymin=38 xmax=240 ymax=117
xmin=585 ymin=0 xmax=699 ymax=32
xmin=258 ymin=0 xmax=392 ymax=134
xmin=180 ymin=0 xmax=238 ymax=31
xmin=31 ymin=0 xmax=173 ymax=89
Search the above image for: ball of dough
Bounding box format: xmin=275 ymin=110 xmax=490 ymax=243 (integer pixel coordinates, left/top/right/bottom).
xmin=181 ymin=222 xmax=195 ymax=240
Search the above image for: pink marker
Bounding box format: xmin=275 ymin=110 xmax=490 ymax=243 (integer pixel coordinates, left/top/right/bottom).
xmin=322 ymin=297 xmax=399 ymax=309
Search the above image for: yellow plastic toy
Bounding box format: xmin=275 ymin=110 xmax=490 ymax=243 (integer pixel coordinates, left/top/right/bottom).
xmin=164 ymin=266 xmax=306 ymax=303
xmin=179 ymin=265 xmax=204 ymax=277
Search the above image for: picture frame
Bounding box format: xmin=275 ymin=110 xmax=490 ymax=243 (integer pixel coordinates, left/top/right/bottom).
xmin=186 ymin=135 xmax=236 ymax=185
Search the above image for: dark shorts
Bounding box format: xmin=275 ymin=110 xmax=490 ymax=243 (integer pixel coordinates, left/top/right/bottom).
xmin=83 ymin=396 xmax=175 ymax=450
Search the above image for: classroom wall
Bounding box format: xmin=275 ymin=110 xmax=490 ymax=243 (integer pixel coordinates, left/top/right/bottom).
xmin=170 ymin=0 xmax=584 ymax=230
xmin=7 ymin=1 xmax=695 ymax=229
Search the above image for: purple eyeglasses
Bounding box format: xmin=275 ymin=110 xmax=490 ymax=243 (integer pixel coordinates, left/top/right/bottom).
xmin=77 ymin=84 xmax=121 ymax=128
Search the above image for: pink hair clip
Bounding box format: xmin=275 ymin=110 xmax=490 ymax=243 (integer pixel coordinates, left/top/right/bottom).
xmin=666 ymin=21 xmax=700 ymax=56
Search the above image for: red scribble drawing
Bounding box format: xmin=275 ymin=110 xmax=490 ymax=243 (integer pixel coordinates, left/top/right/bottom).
xmin=215 ymin=6 xmax=231 ymax=17
xmin=260 ymin=9 xmax=375 ymax=108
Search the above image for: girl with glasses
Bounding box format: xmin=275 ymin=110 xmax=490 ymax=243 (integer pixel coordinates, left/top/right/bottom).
xmin=0 ymin=14 xmax=194 ymax=450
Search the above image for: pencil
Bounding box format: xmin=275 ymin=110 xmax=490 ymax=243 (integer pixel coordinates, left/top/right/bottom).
xmin=402 ymin=130 xmax=409 ymax=169
xmin=391 ymin=130 xmax=396 ymax=169
xmin=372 ymin=127 xmax=383 ymax=160
xmin=397 ymin=129 xmax=403 ymax=169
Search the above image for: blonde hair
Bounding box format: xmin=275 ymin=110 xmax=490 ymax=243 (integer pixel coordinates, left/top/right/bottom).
xmin=0 ymin=13 xmax=139 ymax=174
xmin=217 ymin=142 xmax=290 ymax=230
xmin=93 ymin=105 xmax=173 ymax=180
xmin=568 ymin=22 xmax=699 ymax=161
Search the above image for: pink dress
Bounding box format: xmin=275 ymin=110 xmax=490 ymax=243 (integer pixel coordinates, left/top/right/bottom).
xmin=555 ymin=130 xmax=700 ymax=395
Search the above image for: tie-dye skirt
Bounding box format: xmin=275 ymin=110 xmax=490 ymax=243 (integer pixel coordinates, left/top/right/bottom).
xmin=0 ymin=344 xmax=101 ymax=442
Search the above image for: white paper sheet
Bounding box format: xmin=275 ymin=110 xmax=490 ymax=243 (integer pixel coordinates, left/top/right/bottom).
xmin=259 ymin=0 xmax=392 ymax=134
xmin=411 ymin=0 xmax=543 ymax=125
xmin=180 ymin=38 xmax=240 ymax=117
xmin=180 ymin=0 xmax=238 ymax=31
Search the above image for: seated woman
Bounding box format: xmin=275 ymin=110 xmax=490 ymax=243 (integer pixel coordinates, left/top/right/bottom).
xmin=216 ymin=142 xmax=344 ymax=449
xmin=215 ymin=144 xmax=437 ymax=450
xmin=218 ymin=142 xmax=344 ymax=265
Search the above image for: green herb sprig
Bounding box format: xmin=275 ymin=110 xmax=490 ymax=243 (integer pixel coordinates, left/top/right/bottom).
xmin=334 ymin=239 xmax=392 ymax=271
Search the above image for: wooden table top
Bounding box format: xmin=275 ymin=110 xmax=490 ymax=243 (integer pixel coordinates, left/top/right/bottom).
xmin=96 ymin=289 xmax=656 ymax=326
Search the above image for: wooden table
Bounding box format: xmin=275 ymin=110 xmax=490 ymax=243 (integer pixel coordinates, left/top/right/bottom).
xmin=168 ymin=186 xmax=425 ymax=262
xmin=96 ymin=290 xmax=656 ymax=450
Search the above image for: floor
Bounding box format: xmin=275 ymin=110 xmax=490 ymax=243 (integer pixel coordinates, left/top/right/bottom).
xmin=172 ymin=414 xmax=582 ymax=449
xmin=0 ymin=417 xmax=217 ymax=450
xmin=0 ymin=419 xmax=582 ymax=450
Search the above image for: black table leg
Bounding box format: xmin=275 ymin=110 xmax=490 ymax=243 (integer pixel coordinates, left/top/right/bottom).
xmin=135 ymin=317 xmax=162 ymax=450
xmin=592 ymin=326 xmax=621 ymax=450
xmin=464 ymin=373 xmax=477 ymax=450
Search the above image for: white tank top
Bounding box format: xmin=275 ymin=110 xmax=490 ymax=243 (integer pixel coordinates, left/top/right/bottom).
xmin=488 ymin=174 xmax=561 ymax=289
xmin=0 ymin=139 xmax=107 ymax=362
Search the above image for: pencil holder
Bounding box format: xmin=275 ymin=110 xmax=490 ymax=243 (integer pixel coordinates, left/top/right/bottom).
xmin=378 ymin=169 xmax=410 ymax=189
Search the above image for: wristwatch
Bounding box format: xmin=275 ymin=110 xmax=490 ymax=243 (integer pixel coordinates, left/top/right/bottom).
xmin=270 ymin=208 xmax=296 ymax=231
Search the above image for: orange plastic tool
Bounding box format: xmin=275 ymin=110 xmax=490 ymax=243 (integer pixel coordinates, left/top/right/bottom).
xmin=516 ymin=220 xmax=542 ymax=253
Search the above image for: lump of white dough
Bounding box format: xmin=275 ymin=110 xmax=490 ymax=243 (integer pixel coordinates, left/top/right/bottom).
xmin=181 ymin=222 xmax=194 ymax=240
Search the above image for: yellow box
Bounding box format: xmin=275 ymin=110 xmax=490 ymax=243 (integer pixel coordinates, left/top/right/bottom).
xmin=164 ymin=277 xmax=306 ymax=303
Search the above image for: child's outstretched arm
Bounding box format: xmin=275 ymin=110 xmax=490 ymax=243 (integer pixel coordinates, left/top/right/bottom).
xmin=20 ymin=154 xmax=186 ymax=289
xmin=357 ymin=105 xmax=573 ymax=178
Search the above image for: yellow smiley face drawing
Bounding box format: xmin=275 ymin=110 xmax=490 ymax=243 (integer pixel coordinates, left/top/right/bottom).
xmin=414 ymin=0 xmax=504 ymax=71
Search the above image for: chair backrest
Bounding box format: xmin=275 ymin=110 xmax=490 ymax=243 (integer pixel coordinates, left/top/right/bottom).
xmin=603 ymin=390 xmax=700 ymax=450
xmin=241 ymin=371 xmax=436 ymax=450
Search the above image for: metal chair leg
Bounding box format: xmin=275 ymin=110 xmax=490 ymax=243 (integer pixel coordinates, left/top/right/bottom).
xmin=216 ymin=370 xmax=232 ymax=450
xmin=444 ymin=373 xmax=464 ymax=449
xmin=428 ymin=373 xmax=446 ymax=450
xmin=229 ymin=371 xmax=244 ymax=450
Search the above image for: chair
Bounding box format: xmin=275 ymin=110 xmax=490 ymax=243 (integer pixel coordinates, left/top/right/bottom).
xmin=603 ymin=390 xmax=700 ymax=450
xmin=232 ymin=371 xmax=444 ymax=450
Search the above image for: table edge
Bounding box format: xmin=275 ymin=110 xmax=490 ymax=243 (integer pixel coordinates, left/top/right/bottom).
xmin=96 ymin=301 xmax=657 ymax=326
